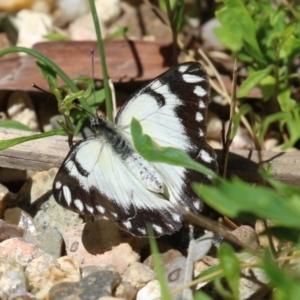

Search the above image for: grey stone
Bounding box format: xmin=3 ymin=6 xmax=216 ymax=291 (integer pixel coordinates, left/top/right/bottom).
xmin=49 ymin=270 xmax=121 ymax=300
xmin=0 ymin=270 xmax=28 ymax=299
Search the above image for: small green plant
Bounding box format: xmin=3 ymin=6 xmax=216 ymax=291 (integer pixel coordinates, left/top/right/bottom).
xmin=215 ymin=0 xmax=300 ymax=149
xmin=0 ymin=0 xmax=111 ymax=150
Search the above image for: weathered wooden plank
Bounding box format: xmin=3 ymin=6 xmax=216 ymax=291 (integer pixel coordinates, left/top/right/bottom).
xmin=0 ymin=41 xmax=173 ymax=91
xmin=0 ymin=128 xmax=299 ymax=186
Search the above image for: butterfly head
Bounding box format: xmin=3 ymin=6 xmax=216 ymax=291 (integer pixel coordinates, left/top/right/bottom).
xmin=90 ymin=116 xmax=107 ymax=133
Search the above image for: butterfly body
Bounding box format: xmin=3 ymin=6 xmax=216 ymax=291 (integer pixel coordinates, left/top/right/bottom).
xmin=53 ymin=62 xmax=218 ymax=237
xmin=91 ymin=116 xmax=164 ymax=193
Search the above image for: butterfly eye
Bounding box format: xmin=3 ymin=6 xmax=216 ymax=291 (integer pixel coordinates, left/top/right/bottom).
xmin=90 ymin=117 xmax=98 ymax=129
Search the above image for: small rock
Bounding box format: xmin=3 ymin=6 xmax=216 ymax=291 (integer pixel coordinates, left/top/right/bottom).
xmin=0 ymin=270 xmax=28 ymax=300
xmin=136 ymin=279 xmax=161 ymax=300
xmin=31 ymin=0 xmax=53 ymax=13
xmin=0 ymin=238 xmax=46 ymax=267
xmin=49 ymin=270 xmax=121 ymax=299
xmin=109 ymin=2 xmax=171 ymax=43
xmin=0 ymin=219 xmax=24 ymax=242
xmin=13 ymin=9 xmax=53 ymax=49
xmin=0 ymin=257 xmax=24 ymax=276
xmin=231 ymin=225 xmax=260 ymax=251
xmin=264 ymin=138 xmax=279 ymax=151
xmin=15 ymin=168 xmax=82 ymax=232
xmin=5 ymin=208 xmax=40 ymax=235
xmin=68 ymin=11 xmax=106 ymax=40
xmin=34 ymin=194 xmax=83 ymax=234
xmin=0 ymin=0 xmax=33 ymax=11
xmin=99 ymin=296 xmax=128 ymax=300
xmin=227 ymin=124 xmax=255 ymax=150
xmin=195 ymin=257 xmax=217 ymax=274
xmin=5 ymin=208 xmax=63 ymax=258
xmin=163 ymin=256 xmax=187 ymax=299
xmin=99 ymin=297 xmax=126 ymax=300
xmin=31 ymin=227 xmax=63 ymax=258
xmin=10 ymin=292 xmax=38 ymax=299
xmin=34 ymin=256 xmax=80 ymax=299
xmin=0 ymin=183 xmax=15 ymax=217
xmin=81 ymin=265 xmax=117 ymax=278
xmin=201 ymin=18 xmax=226 ymax=51
xmin=63 ymin=220 xmax=140 ymax=273
xmin=68 ymin=0 xmax=121 ymax=40
xmin=25 ymin=251 xmax=57 ymax=292
xmin=194 ymin=256 xmax=219 ymax=289
xmin=239 ymin=257 xmax=269 ymax=299
xmin=255 ymin=220 xmax=279 ymax=250
xmin=144 ymin=249 xmax=183 ymax=270
xmin=53 ymin=0 xmax=90 ymax=27
xmin=207 ymin=111 xmax=222 ymax=141
xmin=7 ymin=91 xmax=38 ymax=130
xmin=122 ymin=262 xmax=156 ymax=290
xmin=114 ymin=280 xmax=137 ymax=300
xmin=207 ymin=139 xmax=222 ymax=149
xmin=16 ymin=168 xmax=57 ymax=209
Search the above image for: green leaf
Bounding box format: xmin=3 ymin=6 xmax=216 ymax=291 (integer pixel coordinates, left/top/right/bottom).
xmin=104 ymin=26 xmax=132 ymax=40
xmin=172 ymin=0 xmax=185 ymax=32
xmin=282 ymin=107 xmax=300 ymax=150
xmin=278 ymin=87 xmax=297 ymax=112
xmin=280 ymin=23 xmax=296 ymax=43
xmin=262 ymin=249 xmax=300 ymax=300
xmin=130 ymin=118 xmax=216 ymax=178
xmin=43 ymin=33 xmax=70 ymax=41
xmin=85 ymin=88 xmax=106 ymax=107
xmin=194 ymin=291 xmax=214 ymax=300
xmin=214 ymin=277 xmax=235 ymax=299
xmin=230 ymin=104 xmax=252 ymax=140
xmin=37 ymin=60 xmax=57 ymax=88
xmin=258 ymin=111 xmax=286 ymax=145
xmin=193 ymin=177 xmax=300 ymax=230
xmin=258 ymin=74 xmax=276 ymax=101
xmin=218 ymin=244 xmax=240 ymax=300
xmin=215 ymin=0 xmax=266 ymax=65
xmin=0 ymin=129 xmax=65 ymax=150
xmin=237 ymin=65 xmax=273 ymax=98
xmin=0 ymin=120 xmax=31 ymax=131
xmin=214 ymin=27 xmax=243 ymax=52
xmin=280 ymin=34 xmax=300 ymax=60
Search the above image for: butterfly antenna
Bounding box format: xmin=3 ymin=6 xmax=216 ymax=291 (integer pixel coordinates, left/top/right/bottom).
xmin=31 ymin=83 xmax=53 ymax=103
xmin=32 ymin=83 xmax=51 ymax=94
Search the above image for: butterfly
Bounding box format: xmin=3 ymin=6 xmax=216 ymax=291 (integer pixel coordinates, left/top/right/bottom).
xmin=53 ymin=62 xmax=218 ymax=237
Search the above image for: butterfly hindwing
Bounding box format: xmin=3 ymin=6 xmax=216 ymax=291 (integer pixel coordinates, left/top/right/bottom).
xmin=53 ymin=137 xmax=183 ymax=237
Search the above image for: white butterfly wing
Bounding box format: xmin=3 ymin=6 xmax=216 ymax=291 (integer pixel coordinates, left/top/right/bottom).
xmin=53 ymin=137 xmax=183 ymax=237
xmin=116 ymin=62 xmax=218 ymax=213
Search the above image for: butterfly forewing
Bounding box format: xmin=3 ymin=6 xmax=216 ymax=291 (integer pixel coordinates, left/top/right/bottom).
xmin=53 ymin=62 xmax=217 ymax=237
xmin=116 ymin=62 xmax=218 ymax=213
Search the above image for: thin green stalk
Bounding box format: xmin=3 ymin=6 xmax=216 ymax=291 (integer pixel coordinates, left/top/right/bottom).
xmin=88 ymin=0 xmax=113 ymax=122
xmin=147 ymin=226 xmax=172 ymax=300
